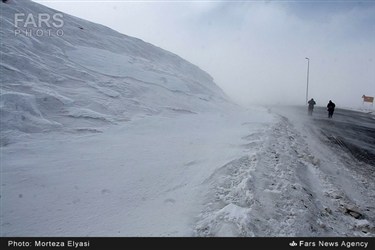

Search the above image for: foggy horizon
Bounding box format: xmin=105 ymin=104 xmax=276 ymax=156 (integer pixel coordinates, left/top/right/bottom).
xmin=34 ymin=0 xmax=375 ymax=109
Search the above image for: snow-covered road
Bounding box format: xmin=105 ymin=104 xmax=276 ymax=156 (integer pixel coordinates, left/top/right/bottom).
xmin=195 ymin=106 xmax=374 ymax=237
xmin=1 ymin=106 xmax=374 ymax=237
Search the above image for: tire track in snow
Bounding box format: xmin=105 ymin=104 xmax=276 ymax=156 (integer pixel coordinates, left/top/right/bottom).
xmin=194 ymin=115 xmax=374 ymax=236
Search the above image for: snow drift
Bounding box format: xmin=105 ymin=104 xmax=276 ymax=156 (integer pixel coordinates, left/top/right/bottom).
xmin=2 ymin=0 xmax=374 ymax=238
xmin=0 ymin=0 xmax=232 ymax=145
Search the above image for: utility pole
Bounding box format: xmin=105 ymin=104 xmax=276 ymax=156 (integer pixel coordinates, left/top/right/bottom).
xmin=305 ymin=57 xmax=310 ymax=105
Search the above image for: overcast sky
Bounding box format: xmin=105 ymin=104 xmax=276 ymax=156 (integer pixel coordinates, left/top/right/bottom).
xmin=34 ymin=0 xmax=375 ymax=108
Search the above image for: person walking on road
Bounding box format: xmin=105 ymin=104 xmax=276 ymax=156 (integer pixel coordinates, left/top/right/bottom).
xmin=327 ymin=100 xmax=336 ymax=118
xmin=307 ymin=98 xmax=316 ymax=116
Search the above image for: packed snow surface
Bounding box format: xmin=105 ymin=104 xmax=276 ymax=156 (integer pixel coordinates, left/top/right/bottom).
xmin=3 ymin=106 xmax=375 ymax=237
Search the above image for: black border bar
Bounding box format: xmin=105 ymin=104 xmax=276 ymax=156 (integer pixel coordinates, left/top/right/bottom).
xmin=1 ymin=237 xmax=374 ymax=250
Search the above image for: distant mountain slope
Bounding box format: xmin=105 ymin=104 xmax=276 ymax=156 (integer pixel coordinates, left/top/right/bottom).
xmin=0 ymin=0 xmax=233 ymax=145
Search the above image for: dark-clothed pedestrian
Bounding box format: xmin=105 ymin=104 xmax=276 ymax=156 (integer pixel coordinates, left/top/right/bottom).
xmin=327 ymin=100 xmax=336 ymax=118
xmin=307 ymin=98 xmax=316 ymax=116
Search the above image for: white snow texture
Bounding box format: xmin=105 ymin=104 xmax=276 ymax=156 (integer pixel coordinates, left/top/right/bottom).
xmin=1 ymin=0 xmax=374 ymax=237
